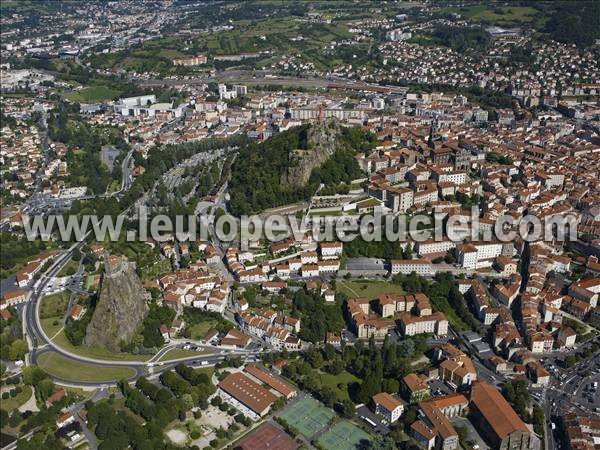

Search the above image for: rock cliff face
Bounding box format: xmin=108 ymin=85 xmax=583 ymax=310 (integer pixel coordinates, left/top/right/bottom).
xmin=280 ymin=121 xmax=344 ymax=187
xmin=84 ymin=254 xmax=148 ymax=352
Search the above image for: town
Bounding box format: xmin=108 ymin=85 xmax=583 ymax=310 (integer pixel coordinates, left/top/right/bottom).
xmin=0 ymin=2 xmax=599 ymax=450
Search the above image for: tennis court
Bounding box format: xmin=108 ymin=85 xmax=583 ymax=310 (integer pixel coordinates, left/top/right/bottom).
xmin=317 ymin=420 xmax=373 ymax=450
xmin=279 ymin=398 xmax=334 ymax=439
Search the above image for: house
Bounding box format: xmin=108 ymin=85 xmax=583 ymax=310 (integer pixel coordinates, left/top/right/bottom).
xmin=412 ymin=401 xmax=459 ymax=450
xmin=160 ymin=325 xmax=170 ymax=342
xmin=0 ymin=289 xmax=30 ymax=309
xmin=239 ymin=267 xmax=268 ymax=283
xmin=221 ymin=329 xmax=252 ymax=348
xmin=170 ymin=319 xmax=185 ymax=336
xmin=261 ymin=281 xmax=288 ymax=293
xmin=236 ymin=298 xmax=249 ymax=311
xmin=319 ymin=242 xmax=343 ymax=259
xmin=46 ymin=388 xmax=66 ymax=407
xmin=201 ymin=328 xmax=219 ymax=344
xmin=56 ymin=411 xmax=75 ymax=428
xmin=568 ymin=278 xmax=600 ymax=307
xmin=436 ymin=344 xmax=477 ymax=390
xmin=325 ymin=332 xmax=341 ymax=346
xmin=411 ymin=419 xmax=437 ymax=450
xmin=402 ymin=373 xmax=431 ymax=403
xmin=324 ymin=289 xmax=335 ymax=302
xmin=557 ymin=326 xmax=577 ymax=348
xmin=372 ymin=392 xmax=405 ymax=424
xmin=70 ymin=304 xmax=86 ymax=320
xmin=300 ymin=264 xmax=319 ymax=278
xmin=527 ymin=362 xmax=550 ymax=387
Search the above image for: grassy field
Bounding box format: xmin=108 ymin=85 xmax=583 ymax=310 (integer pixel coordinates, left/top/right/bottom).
xmin=140 ymin=258 xmax=172 ymax=281
xmin=64 ymin=85 xmax=122 ymax=103
xmin=319 ymin=370 xmax=360 ymax=401
xmin=0 ymin=385 xmax=32 ymax=411
xmin=563 ymin=316 xmax=599 ymax=343
xmin=50 ymin=330 xmax=151 ymax=362
xmin=157 ymin=348 xmax=210 ymax=362
xmin=40 ymin=317 xmax=63 ymax=339
xmin=57 ymin=259 xmax=79 ymax=277
xmin=39 ymin=292 xmax=69 ymax=320
xmin=336 ymin=280 xmax=404 ymax=300
xmin=186 ymin=321 xmax=218 ymax=340
xmin=37 ymin=352 xmax=136 ymax=382
xmin=439 ymin=5 xmax=545 ymax=27
xmin=84 ymin=274 xmax=100 ymax=291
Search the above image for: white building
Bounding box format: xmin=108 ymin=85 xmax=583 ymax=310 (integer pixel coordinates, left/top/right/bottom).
xmin=372 ymin=392 xmax=405 ymax=424
xmin=391 ymin=259 xmax=432 ymax=276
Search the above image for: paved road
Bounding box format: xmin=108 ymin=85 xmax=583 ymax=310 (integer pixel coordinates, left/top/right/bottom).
xmin=20 ymin=241 xmax=257 ymax=387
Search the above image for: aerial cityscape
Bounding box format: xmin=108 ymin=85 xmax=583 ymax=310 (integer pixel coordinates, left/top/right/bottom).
xmin=0 ymin=1 xmax=599 ymax=449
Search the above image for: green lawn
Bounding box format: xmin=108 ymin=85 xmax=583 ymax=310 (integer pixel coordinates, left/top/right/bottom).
xmin=319 ymin=370 xmax=360 ymax=401
xmin=439 ymin=5 xmax=544 ymax=26
xmin=39 ymin=292 xmax=70 ymax=320
xmin=563 ymin=316 xmax=599 ymax=343
xmin=186 ymin=321 xmax=218 ymax=340
xmin=40 ymin=317 xmax=63 ymax=339
xmin=37 ymin=352 xmax=136 ymax=383
xmin=64 ymin=85 xmax=122 ymax=103
xmin=84 ymin=274 xmax=99 ymax=291
xmin=57 ymin=259 xmax=79 ymax=277
xmin=0 ymin=385 xmax=32 ymax=411
xmin=157 ymin=348 xmax=210 ymax=362
xmin=49 ymin=329 xmax=151 ymax=362
xmin=336 ymin=280 xmax=404 ymax=300
xmin=140 ymin=258 xmax=172 ymax=281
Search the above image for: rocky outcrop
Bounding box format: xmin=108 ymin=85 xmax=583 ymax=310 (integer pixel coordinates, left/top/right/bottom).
xmin=84 ymin=254 xmax=148 ymax=352
xmin=280 ymin=121 xmax=344 ymax=187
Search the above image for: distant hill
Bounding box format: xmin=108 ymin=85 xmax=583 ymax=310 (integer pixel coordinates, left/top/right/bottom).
xmin=228 ymin=121 xmax=372 ymax=216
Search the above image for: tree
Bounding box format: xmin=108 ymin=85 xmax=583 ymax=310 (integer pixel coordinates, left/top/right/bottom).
xmin=328 ymin=357 xmax=345 ymax=375
xmin=382 ymin=379 xmax=400 ymax=394
xmin=356 ymin=373 xmax=380 ymax=404
xmin=8 ymin=339 xmax=28 ymax=360
xmin=502 ymin=380 xmax=530 ymax=420
xmin=319 ymin=386 xmax=337 ymax=407
xmin=307 ymin=347 xmax=324 ymax=369
xmin=532 ymin=405 xmax=545 ymax=436
xmin=338 ymin=399 xmax=355 ymax=418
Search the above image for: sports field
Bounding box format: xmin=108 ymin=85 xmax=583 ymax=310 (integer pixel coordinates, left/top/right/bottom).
xmin=279 ymin=397 xmax=334 ymax=439
xmin=317 ymin=421 xmax=373 ymax=450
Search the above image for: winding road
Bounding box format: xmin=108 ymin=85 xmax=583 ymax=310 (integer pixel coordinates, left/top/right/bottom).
xmin=21 ymin=240 xmax=257 ymax=388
